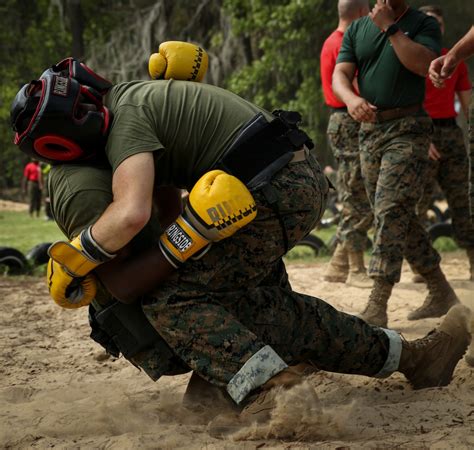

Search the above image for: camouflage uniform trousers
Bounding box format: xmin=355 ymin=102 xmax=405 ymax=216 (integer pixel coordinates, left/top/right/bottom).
xmin=27 ymin=180 xmax=41 ymax=215
xmin=359 ymin=115 xmax=441 ymax=284
xmin=469 ymin=98 xmax=474 ymax=221
xmin=416 ymin=122 xmax=474 ymax=249
xmin=327 ymin=112 xmax=373 ymax=252
xmin=141 ymin=152 xmax=391 ymax=389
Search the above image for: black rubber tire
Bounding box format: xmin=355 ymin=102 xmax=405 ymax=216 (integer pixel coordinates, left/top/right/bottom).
xmin=0 ymin=247 xmax=28 ymax=274
xmin=295 ymin=234 xmax=328 ymax=256
xmin=26 ymin=242 xmax=52 ymax=266
xmin=441 ymin=207 xmax=451 ymax=222
xmin=327 ymin=235 xmax=372 ymax=254
xmin=428 ymin=204 xmax=444 ymax=224
xmin=428 ymin=222 xmax=453 ymax=241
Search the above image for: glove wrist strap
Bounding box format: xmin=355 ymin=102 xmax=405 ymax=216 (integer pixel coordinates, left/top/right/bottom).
xmin=80 ymin=226 xmax=116 ymax=263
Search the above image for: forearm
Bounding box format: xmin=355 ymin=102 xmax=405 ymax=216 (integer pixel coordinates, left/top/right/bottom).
xmin=333 ymin=68 xmax=359 ymax=105
xmin=96 ymin=248 xmax=175 ymax=303
xmin=449 ymin=26 xmax=474 ymax=63
xmin=389 ymin=32 xmax=437 ymax=77
xmin=91 ymin=200 xmax=150 ymax=253
xmin=91 ymin=152 xmax=155 ymax=253
xmin=457 ymin=90 xmax=471 ymax=118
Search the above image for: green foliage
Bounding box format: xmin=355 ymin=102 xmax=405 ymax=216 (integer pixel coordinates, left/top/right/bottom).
xmin=224 ymin=0 xmax=336 ymax=154
xmin=433 ymin=236 xmax=459 ymax=253
xmin=0 ymin=0 xmax=72 ymax=187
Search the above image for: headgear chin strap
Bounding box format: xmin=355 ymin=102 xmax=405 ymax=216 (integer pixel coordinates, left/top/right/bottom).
xmin=11 ymin=58 xmax=113 ymax=165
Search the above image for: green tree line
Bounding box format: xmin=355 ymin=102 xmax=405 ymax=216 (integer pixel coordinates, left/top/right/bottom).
xmin=0 ymin=0 xmax=472 ymax=191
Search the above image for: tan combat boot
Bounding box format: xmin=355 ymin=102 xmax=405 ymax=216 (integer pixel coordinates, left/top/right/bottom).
xmin=466 ymin=340 xmax=474 ymax=367
xmin=407 ymin=266 xmax=459 ymax=321
xmin=346 ymin=251 xmax=373 ymax=288
xmin=358 ymin=278 xmax=393 ymax=327
xmin=467 ymin=247 xmax=474 ymax=281
xmin=182 ymin=371 xmax=238 ymax=413
xmin=399 ymin=304 xmax=471 ymax=388
xmin=324 ymin=244 xmax=349 ymax=283
xmin=208 ymin=365 xmax=305 ymax=437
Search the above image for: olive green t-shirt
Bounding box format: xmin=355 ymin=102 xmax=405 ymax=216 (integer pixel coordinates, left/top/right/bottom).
xmin=337 ymin=8 xmax=441 ymax=108
xmin=104 ymin=80 xmax=274 ymax=189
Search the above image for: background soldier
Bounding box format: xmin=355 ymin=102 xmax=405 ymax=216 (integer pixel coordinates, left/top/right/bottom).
xmin=428 ymin=25 xmax=474 ymax=221
xmin=415 ymin=6 xmax=473 ymax=282
xmin=333 ymin=0 xmax=458 ymax=327
xmin=21 ymin=158 xmax=43 ymax=217
xmin=321 ymin=0 xmax=373 ymax=287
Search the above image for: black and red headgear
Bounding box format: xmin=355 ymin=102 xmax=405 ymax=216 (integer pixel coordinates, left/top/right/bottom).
xmin=10 ymin=58 xmax=113 ymax=164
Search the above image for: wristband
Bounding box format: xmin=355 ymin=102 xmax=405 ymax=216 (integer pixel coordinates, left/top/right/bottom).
xmin=80 ymin=226 xmax=116 ymax=263
xmin=385 ymin=23 xmax=400 ymax=37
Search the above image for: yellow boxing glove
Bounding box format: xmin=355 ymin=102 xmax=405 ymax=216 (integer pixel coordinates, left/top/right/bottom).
xmin=148 ymin=41 xmax=208 ymax=81
xmin=159 ymin=170 xmax=257 ymax=268
xmin=47 ymin=226 xmax=115 ymax=308
xmin=47 ymin=259 xmax=97 ymax=309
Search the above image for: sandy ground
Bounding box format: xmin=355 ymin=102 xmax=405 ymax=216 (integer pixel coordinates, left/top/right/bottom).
xmin=0 ymin=200 xmax=28 ymax=212
xmin=0 ymin=254 xmax=473 ymax=449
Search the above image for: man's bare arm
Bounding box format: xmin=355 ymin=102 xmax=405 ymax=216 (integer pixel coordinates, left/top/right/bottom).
xmin=95 ymin=246 xmax=175 ymax=303
xmin=457 ymin=90 xmax=472 ymax=119
xmin=333 ymin=62 xmax=377 ymax=122
xmin=429 ymin=27 xmax=473 ymax=87
xmin=94 ymin=186 xmax=184 ymax=303
xmin=91 ymin=152 xmax=155 ymax=253
xmin=369 ymin=0 xmax=436 ymax=77
xmin=449 ymin=26 xmax=474 ymax=65
xmin=388 ymin=32 xmax=437 ymax=77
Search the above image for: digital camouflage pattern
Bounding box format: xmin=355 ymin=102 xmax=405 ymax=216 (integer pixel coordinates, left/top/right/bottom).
xmin=227 ymin=345 xmax=288 ymax=403
xmin=142 ymin=154 xmax=391 ymax=388
xmin=359 ymin=115 xmax=441 ymax=284
xmin=327 ymin=112 xmax=373 ymax=252
xmin=470 ymin=97 xmax=474 ymax=221
xmin=416 ymin=123 xmax=474 ymax=249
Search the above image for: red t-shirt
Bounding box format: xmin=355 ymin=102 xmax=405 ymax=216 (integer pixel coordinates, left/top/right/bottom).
xmin=320 ymin=30 xmax=346 ymax=108
xmin=24 ymin=162 xmax=40 ymax=182
xmin=424 ymin=48 xmax=472 ymax=119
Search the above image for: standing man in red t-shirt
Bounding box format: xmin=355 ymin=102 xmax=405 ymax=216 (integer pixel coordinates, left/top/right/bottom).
xmin=22 ymin=159 xmax=43 ymax=217
xmin=417 ymin=6 xmax=473 ymax=281
xmin=321 ymin=0 xmax=372 ymax=286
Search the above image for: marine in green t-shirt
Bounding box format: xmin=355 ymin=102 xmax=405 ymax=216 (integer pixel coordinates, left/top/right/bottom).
xmin=337 ymin=7 xmax=441 ymax=108
xmin=105 ymin=80 xmax=274 ymax=189
xmin=332 ymin=2 xmax=457 ymax=328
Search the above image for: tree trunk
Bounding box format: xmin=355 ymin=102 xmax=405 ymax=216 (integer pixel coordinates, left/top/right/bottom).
xmin=66 ymin=0 xmax=84 ymax=59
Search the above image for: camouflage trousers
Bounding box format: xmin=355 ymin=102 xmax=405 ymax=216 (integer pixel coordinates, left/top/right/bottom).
xmin=469 ymin=99 xmax=474 ymax=221
xmin=141 ymin=153 xmax=390 ymax=388
xmin=328 ymin=112 xmax=373 ymax=252
xmin=359 ymin=115 xmax=441 ymax=284
xmin=27 ymin=181 xmax=41 ymax=215
xmin=417 ymin=123 xmax=474 ymax=249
